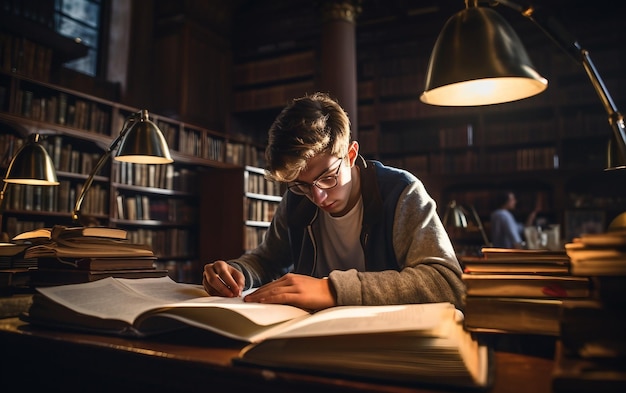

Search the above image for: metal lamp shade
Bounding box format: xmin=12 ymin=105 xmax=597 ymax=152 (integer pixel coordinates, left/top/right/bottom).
xmin=115 ymin=110 xmax=173 ymax=164
xmin=607 ymin=130 xmax=626 ymax=170
xmin=3 ymin=135 xmax=59 ymax=185
xmin=443 ymin=201 xmax=469 ymax=228
xmin=420 ymin=6 xmax=548 ymax=106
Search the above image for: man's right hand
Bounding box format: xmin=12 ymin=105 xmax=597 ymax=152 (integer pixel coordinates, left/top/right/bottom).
xmin=202 ymin=261 xmax=245 ymax=297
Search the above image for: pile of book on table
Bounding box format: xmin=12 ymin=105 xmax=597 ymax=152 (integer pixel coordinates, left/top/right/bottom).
xmin=461 ymin=247 xmax=591 ymax=337
xmin=0 ymin=243 xmax=35 ymax=292
xmin=12 ymin=225 xmax=166 ymax=286
xmin=552 ymin=231 xmax=626 ymax=392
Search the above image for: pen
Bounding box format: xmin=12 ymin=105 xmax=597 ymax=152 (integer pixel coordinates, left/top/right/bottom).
xmin=217 ymin=274 xmax=231 ymax=290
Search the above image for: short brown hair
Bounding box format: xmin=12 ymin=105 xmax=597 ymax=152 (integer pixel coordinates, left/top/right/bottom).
xmin=265 ymin=92 xmax=351 ymax=183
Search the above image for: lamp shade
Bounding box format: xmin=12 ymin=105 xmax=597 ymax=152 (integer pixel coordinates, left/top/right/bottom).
xmin=3 ymin=134 xmax=59 ymax=185
xmin=443 ymin=200 xmax=469 ymax=228
xmin=443 ymin=200 xmax=490 ymax=247
xmin=607 ymin=125 xmax=626 ymax=170
xmin=420 ymin=6 xmax=548 ymax=106
xmin=115 ymin=109 xmax=173 ymax=164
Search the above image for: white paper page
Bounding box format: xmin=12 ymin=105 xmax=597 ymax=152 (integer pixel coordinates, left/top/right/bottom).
xmin=116 ymin=276 xmax=209 ymax=302
xmin=36 ymin=277 xmax=309 ymax=329
xmin=265 ymin=302 xmax=457 ymax=339
xmin=36 ymin=277 xmax=176 ymax=323
xmin=164 ymin=298 xmax=311 ymax=327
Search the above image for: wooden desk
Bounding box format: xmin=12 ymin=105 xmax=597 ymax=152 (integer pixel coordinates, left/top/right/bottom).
xmin=0 ymin=317 xmax=555 ymax=393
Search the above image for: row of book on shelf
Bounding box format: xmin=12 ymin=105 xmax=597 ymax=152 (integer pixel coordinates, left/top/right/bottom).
xmin=0 ymin=32 xmax=53 ymax=81
xmin=3 ymin=180 xmax=106 ymax=217
xmin=244 ymin=226 xmax=268 ymax=252
xmin=10 ymin=87 xmax=112 ymax=134
xmin=1 ymin=84 xmax=261 ymax=168
xmin=245 ymin=199 xmax=278 ymax=223
xmin=400 ymin=147 xmax=558 ymax=174
xmin=113 ymin=161 xmax=181 ymax=191
xmin=245 ymin=168 xmax=282 ymax=196
xmin=114 ymin=193 xmax=196 ymax=223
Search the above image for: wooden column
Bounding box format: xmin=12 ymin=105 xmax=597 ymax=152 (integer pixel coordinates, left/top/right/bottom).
xmin=319 ymin=1 xmax=361 ymax=139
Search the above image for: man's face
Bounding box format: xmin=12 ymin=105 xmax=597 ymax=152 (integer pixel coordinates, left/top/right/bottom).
xmin=506 ymin=193 xmax=517 ymax=209
xmin=292 ymin=152 xmax=354 ymax=216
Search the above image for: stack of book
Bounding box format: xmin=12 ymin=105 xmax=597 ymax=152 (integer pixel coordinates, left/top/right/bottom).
xmin=552 ymin=231 xmax=626 ymax=392
xmin=13 ymin=225 xmax=166 ymax=286
xmin=0 ymin=243 xmax=34 ymax=292
xmin=461 ymin=248 xmax=591 ymax=337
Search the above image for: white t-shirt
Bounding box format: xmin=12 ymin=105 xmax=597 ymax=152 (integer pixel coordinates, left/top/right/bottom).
xmin=314 ymin=196 xmax=365 ymax=276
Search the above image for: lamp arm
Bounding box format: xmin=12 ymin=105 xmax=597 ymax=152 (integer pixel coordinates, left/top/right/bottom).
xmin=71 ymin=114 xmax=138 ymax=223
xmin=71 ymin=147 xmax=113 ymax=223
xmin=495 ymin=0 xmax=626 ymax=162
xmin=469 ymin=205 xmax=491 ymax=247
xmin=0 ymin=140 xmax=28 ymax=215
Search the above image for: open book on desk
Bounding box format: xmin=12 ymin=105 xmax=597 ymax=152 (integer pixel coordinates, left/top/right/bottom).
xmin=23 ymin=276 xmax=491 ymax=389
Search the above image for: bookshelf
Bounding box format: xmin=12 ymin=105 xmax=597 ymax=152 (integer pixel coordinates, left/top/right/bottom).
xmin=0 ymin=69 xmax=262 ymax=283
xmin=231 ymin=49 xmax=317 ymax=142
xmin=243 ymin=166 xmax=282 ymax=252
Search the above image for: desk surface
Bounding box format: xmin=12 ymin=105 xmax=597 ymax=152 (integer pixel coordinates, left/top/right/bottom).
xmin=0 ymin=317 xmax=555 ymax=393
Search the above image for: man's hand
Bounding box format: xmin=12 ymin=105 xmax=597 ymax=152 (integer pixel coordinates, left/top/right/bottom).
xmin=202 ymin=261 xmax=245 ymax=297
xmin=243 ymin=273 xmax=336 ymax=310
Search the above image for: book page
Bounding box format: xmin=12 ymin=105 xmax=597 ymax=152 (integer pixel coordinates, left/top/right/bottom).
xmin=116 ymin=276 xmax=208 ymax=302
xmin=35 ymin=277 xmax=310 ymax=338
xmin=35 ymin=277 xmax=182 ymax=324
xmin=261 ymin=302 xmax=457 ymax=340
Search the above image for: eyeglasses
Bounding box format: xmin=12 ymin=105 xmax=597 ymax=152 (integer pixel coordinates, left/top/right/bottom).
xmin=288 ymin=157 xmax=343 ymax=196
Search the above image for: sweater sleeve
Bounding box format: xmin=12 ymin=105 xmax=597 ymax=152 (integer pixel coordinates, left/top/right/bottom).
xmin=226 ymin=195 xmax=293 ymax=290
xmin=329 ymin=180 xmax=466 ymax=309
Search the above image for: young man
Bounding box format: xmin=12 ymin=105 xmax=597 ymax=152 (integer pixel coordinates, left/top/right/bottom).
xmin=203 ymin=92 xmax=464 ymax=310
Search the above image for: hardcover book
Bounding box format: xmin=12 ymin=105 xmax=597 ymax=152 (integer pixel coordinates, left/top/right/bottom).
xmin=36 ymin=256 xmax=157 ymax=271
xmin=565 ymin=241 xmax=626 ymax=276
xmin=13 ymin=225 xmax=128 ymax=242
xmin=463 ymin=296 xmax=563 ymax=336
xmin=463 ymin=274 xmax=590 ymax=298
xmin=24 ymin=276 xmax=492 ymax=389
xmin=463 ymin=261 xmax=569 ymax=275
xmin=462 ymin=249 xmax=570 ymax=275
xmin=481 ymin=248 xmax=569 ymax=261
xmin=29 ymin=268 xmax=168 ymax=286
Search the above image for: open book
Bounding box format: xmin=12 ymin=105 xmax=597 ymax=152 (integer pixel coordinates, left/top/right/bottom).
xmin=24 ymin=276 xmax=491 ymax=389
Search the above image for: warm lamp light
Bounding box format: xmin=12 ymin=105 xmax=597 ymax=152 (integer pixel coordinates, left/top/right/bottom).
xmin=72 ymin=109 xmax=173 ymax=224
xmin=443 ymin=200 xmax=491 ymax=247
xmin=421 ymin=0 xmax=626 ymax=170
xmin=0 ymin=133 xmax=59 ymax=240
xmin=420 ymin=4 xmax=547 ymax=106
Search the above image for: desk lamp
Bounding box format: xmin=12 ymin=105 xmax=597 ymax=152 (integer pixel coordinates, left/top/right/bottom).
xmin=72 ymin=109 xmax=173 ymax=224
xmin=0 ymin=133 xmax=59 ymax=240
xmin=443 ymin=200 xmax=491 ymax=247
xmin=420 ymin=0 xmax=626 ymax=170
